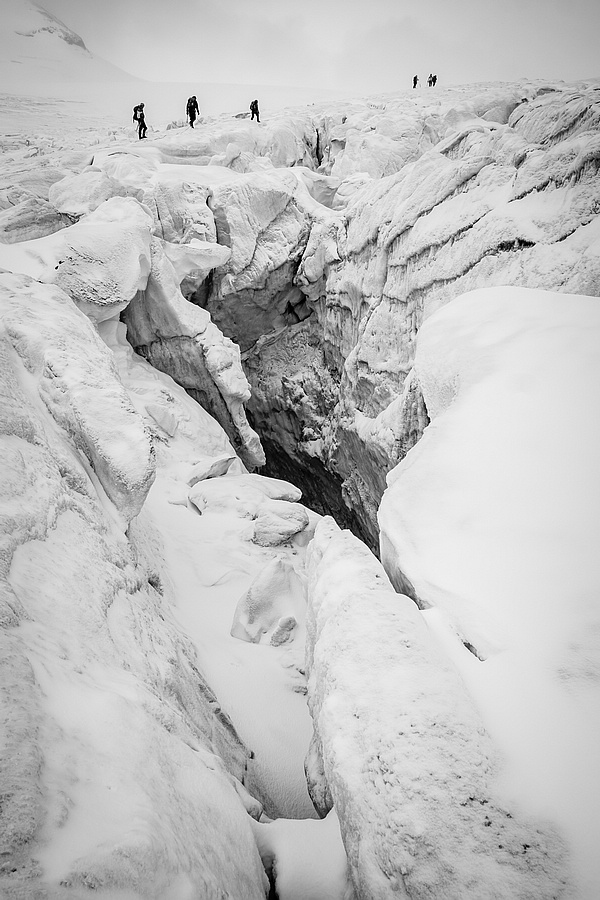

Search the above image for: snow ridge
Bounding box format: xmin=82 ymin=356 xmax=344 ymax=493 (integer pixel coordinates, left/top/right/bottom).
xmin=305 ymin=518 xmax=568 ymax=899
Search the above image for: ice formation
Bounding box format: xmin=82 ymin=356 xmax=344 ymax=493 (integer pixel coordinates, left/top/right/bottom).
xmin=305 ymin=517 xmax=567 ymax=899
xmin=1 ymin=5 xmax=599 ymax=895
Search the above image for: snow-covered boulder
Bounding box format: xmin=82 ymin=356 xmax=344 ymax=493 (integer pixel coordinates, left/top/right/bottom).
xmin=378 ymin=285 xmax=600 ymax=897
xmin=305 ymin=516 xmax=568 ymax=899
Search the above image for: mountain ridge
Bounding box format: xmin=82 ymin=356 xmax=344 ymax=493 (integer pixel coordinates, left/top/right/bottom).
xmin=1 ymin=0 xmax=141 ymax=88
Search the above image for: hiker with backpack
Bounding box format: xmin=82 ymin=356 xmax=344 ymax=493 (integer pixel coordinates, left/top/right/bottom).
xmin=186 ymin=95 xmax=200 ymax=128
xmin=132 ymin=102 xmax=147 ymax=139
xmin=250 ymin=99 xmax=260 ymax=123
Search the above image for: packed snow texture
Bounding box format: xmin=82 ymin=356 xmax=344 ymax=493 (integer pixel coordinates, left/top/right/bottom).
xmin=379 ymin=285 xmax=600 ymax=898
xmin=0 ymin=273 xmax=155 ymax=521
xmin=305 ymin=516 xmax=568 ymax=899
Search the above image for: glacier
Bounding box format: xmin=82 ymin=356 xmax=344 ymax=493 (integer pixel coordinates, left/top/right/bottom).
xmin=1 ymin=3 xmax=600 ymax=897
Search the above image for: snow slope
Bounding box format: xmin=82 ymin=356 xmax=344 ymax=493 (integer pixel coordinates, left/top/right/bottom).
xmin=0 ymin=0 xmax=344 ymax=126
xmin=379 ymin=285 xmax=600 ymax=898
xmin=1 ymin=0 xmax=141 ymax=87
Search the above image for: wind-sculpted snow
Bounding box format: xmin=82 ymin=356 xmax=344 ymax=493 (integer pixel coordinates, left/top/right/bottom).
xmin=0 ymin=147 xmax=265 ymax=465
xmin=123 ymin=235 xmax=265 ymax=468
xmin=207 ymin=169 xmax=315 ymax=350
xmin=48 ymin=166 xmax=145 ymax=217
xmin=509 ymin=86 xmax=600 ymax=145
xmin=305 ymin=517 xmax=567 ymax=899
xmin=0 ymin=197 xmax=73 ymax=243
xmin=0 ymin=196 xmax=153 ymax=321
xmin=0 ymin=273 xmax=155 ymax=522
xmin=152 ymin=113 xmax=320 ymax=169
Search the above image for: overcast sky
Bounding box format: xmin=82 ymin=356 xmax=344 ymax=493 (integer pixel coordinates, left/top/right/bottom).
xmin=40 ymin=0 xmax=600 ymax=93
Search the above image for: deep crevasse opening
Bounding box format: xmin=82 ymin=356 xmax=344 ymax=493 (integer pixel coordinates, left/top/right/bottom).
xmin=106 ymin=317 xmax=355 ymax=898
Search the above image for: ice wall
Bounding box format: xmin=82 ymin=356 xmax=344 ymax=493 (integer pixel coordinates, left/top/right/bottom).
xmin=274 ymin=83 xmax=600 ymax=547
xmin=10 ymin=80 xmax=596 ymax=548
xmin=378 ymin=285 xmax=600 ymax=898
xmin=0 ymin=274 xmax=267 ymax=897
xmin=304 ymin=517 xmax=568 ymax=899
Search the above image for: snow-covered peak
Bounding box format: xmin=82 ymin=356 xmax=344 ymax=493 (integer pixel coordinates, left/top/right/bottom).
xmin=0 ymin=0 xmax=140 ymax=89
xmin=11 ymin=1 xmax=87 ymax=50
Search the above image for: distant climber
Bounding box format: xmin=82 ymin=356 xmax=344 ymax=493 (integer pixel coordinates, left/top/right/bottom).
xmin=412 ymin=75 xmax=418 ymax=89
xmin=186 ymin=95 xmax=200 ymax=128
xmin=428 ymin=73 xmax=433 ymax=87
xmin=132 ymin=102 xmax=147 ymax=139
xmin=432 ymin=74 xmax=438 ymax=86
xmin=250 ymin=98 xmax=260 ymax=123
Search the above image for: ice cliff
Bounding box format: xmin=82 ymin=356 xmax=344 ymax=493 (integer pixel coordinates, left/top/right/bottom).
xmin=1 ymin=71 xmax=599 ymax=899
xmin=38 ymin=80 xmax=596 ymax=550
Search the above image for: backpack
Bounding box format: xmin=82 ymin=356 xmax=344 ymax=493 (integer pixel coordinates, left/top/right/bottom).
xmin=133 ymin=105 xmax=142 ymax=122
